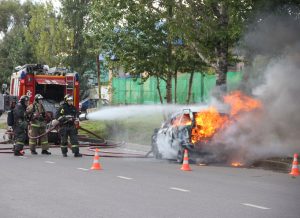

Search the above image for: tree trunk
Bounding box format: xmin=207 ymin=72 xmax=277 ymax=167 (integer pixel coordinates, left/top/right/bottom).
xmin=240 ymin=50 xmax=254 ymax=94
xmin=215 ymin=42 xmax=228 ymax=89
xmin=201 ymin=72 xmax=205 ymax=102
xmin=166 ymin=72 xmax=172 ymax=103
xmin=215 ymin=2 xmax=229 ymax=93
xmin=96 ymin=55 xmax=101 ymax=102
xmin=186 ymin=71 xmax=194 ymax=104
xmin=165 ymin=3 xmax=173 ymax=104
xmin=156 ymin=75 xmax=163 ymax=104
xmin=174 ymin=70 xmax=177 ymax=104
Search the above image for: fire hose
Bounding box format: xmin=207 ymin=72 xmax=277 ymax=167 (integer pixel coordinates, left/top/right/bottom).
xmin=0 ymin=122 xmax=152 ymax=158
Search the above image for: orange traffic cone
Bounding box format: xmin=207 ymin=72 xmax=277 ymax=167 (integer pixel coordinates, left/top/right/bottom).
xmin=290 ymin=153 xmax=299 ymax=177
xmin=181 ymin=149 xmax=191 ymax=171
xmin=90 ymin=148 xmax=102 ymax=170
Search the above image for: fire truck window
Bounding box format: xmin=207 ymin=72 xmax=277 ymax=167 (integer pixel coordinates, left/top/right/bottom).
xmin=35 ymin=84 xmax=64 ymax=102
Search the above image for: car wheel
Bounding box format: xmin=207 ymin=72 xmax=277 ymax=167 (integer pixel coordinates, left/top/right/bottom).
xmin=151 ymin=132 xmax=162 ymax=159
xmin=152 ymin=143 xmax=162 ymax=159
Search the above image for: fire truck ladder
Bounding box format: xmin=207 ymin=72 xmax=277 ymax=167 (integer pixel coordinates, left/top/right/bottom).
xmin=66 ymin=75 xmax=75 ymax=96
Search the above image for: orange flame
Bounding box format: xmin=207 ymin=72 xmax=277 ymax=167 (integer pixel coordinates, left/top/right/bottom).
xmin=172 ymin=114 xmax=192 ymax=127
xmin=191 ymin=91 xmax=262 ymax=143
xmin=224 ymin=91 xmax=262 ymax=117
xmin=231 ymin=162 xmax=243 ymax=167
xmin=191 ymin=107 xmax=229 ymax=143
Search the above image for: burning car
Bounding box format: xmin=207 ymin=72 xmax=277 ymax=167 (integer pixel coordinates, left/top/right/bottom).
xmin=151 ymin=108 xmax=229 ymax=163
xmin=151 ymin=91 xmax=262 ymax=163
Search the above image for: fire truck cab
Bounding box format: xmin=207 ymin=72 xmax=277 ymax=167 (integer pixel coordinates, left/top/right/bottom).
xmin=10 ymin=64 xmax=80 ymax=113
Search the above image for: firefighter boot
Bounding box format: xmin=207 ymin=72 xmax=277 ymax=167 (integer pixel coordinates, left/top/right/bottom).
xmin=31 ymin=150 xmax=38 ymax=155
xmin=14 ymin=150 xmax=24 ymax=156
xmin=72 ymin=146 xmax=82 ymax=157
xmin=74 ymin=153 xmax=82 ymax=157
xmin=14 ymin=144 xmax=24 ymax=156
xmin=41 ymin=150 xmax=51 ymax=155
xmin=61 ymin=146 xmax=68 ymax=157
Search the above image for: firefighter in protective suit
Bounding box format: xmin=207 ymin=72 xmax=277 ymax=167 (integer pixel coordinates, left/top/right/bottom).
xmin=56 ymin=94 xmax=82 ymax=157
xmin=13 ymin=95 xmax=29 ymax=156
xmin=26 ymin=94 xmax=51 ymax=155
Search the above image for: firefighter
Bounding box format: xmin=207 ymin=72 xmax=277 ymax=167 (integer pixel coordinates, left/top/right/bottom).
xmin=26 ymin=94 xmax=51 ymax=155
xmin=13 ymin=95 xmax=29 ymax=156
xmin=7 ymin=99 xmax=16 ymax=150
xmin=56 ymin=94 xmax=82 ymax=157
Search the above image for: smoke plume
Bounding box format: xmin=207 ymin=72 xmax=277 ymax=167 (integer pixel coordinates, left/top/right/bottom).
xmin=216 ymin=14 xmax=300 ymax=162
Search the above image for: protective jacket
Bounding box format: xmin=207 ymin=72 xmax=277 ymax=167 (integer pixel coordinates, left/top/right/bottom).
xmin=13 ymin=103 xmax=28 ymax=129
xmin=27 ymin=103 xmax=46 ymax=127
xmin=56 ymin=103 xmax=78 ymax=125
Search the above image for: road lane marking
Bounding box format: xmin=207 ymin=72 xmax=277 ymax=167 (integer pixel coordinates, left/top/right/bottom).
xmin=45 ymin=161 xmax=55 ymax=164
xmin=77 ymin=168 xmax=89 ymax=171
xmin=117 ymin=176 xmax=133 ymax=180
xmin=19 ymin=156 xmax=27 ymax=159
xmin=242 ymin=203 xmax=270 ymax=210
xmin=170 ymin=187 xmax=190 ymax=192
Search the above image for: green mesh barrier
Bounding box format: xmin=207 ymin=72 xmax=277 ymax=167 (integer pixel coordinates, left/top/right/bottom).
xmin=112 ymin=72 xmax=242 ymax=104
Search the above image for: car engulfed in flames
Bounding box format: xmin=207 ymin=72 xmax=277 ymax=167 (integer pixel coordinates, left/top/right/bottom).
xmin=151 ymin=91 xmax=262 ymax=163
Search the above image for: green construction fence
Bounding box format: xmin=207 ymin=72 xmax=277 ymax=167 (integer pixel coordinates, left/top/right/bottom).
xmin=111 ymin=72 xmax=242 ymax=104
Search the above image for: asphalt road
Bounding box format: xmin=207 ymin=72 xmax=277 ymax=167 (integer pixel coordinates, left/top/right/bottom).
xmin=0 ymin=147 xmax=299 ymax=218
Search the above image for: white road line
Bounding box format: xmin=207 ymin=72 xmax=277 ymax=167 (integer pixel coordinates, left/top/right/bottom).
xmin=242 ymin=203 xmax=270 ymax=210
xmin=45 ymin=161 xmax=55 ymax=164
xmin=77 ymin=168 xmax=89 ymax=171
xmin=19 ymin=156 xmax=27 ymax=159
xmin=117 ymin=176 xmax=133 ymax=180
xmin=170 ymin=187 xmax=190 ymax=192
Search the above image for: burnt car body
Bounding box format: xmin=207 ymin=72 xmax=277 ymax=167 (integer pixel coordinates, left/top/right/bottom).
xmin=151 ymin=109 xmax=228 ymax=163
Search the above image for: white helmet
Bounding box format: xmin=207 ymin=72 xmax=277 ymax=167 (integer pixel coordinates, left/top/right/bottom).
xmin=64 ymin=94 xmax=73 ymax=102
xmin=35 ymin=94 xmax=44 ymax=101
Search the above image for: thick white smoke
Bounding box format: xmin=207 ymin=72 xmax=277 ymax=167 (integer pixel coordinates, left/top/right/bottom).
xmin=214 ymin=14 xmax=300 ymax=162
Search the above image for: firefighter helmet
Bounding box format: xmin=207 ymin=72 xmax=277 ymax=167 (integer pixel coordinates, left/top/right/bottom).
xmin=19 ymin=95 xmax=29 ymax=103
xmin=64 ymin=94 xmax=73 ymax=102
xmin=19 ymin=95 xmax=29 ymax=106
xmin=34 ymin=94 xmax=44 ymax=101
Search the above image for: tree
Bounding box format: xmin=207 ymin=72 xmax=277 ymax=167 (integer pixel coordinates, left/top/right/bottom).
xmin=89 ymin=0 xmax=196 ymax=103
xmin=0 ymin=0 xmax=34 ymax=84
xmin=0 ymin=26 xmax=34 ymax=83
xmin=24 ymin=3 xmax=72 ymax=66
xmin=177 ymin=0 xmax=253 ymax=92
xmin=61 ymin=0 xmax=92 ymax=73
xmin=0 ymin=0 xmax=23 ymax=35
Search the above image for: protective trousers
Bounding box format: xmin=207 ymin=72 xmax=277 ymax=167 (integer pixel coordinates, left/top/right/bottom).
xmin=13 ymin=125 xmax=26 ymax=154
xmin=29 ymin=125 xmax=49 ymax=151
xmin=59 ymin=125 xmax=80 ymax=155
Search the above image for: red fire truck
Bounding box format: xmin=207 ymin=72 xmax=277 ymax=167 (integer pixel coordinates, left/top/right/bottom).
xmin=10 ymin=64 xmax=80 ymax=111
xmin=7 ymin=64 xmax=80 ymax=144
